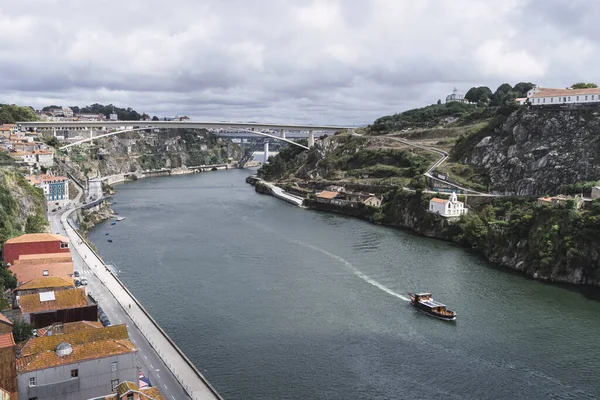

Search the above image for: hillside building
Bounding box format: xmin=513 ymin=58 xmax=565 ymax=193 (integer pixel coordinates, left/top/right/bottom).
xmin=445 ymin=87 xmax=469 ymax=104
xmin=17 ymin=325 xmax=138 ymax=400
xmin=3 ymin=234 xmax=70 ymax=265
xmin=25 ymin=174 xmax=69 ymax=204
xmin=527 ymin=85 xmax=600 ymax=106
xmin=429 ymin=192 xmax=468 ymax=217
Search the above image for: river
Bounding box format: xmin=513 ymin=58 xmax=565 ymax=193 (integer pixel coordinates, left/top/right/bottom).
xmin=89 ymin=169 xmax=600 ymax=400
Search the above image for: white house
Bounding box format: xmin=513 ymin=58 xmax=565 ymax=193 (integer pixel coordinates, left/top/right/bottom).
xmin=363 ymin=196 xmax=382 ymax=207
xmin=429 ymin=192 xmax=468 ymax=217
xmin=527 ymin=85 xmax=600 ymax=106
xmin=445 ymin=87 xmax=469 ymax=104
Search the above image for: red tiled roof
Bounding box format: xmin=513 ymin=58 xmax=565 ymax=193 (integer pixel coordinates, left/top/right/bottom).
xmin=0 ymin=312 xmax=12 ymax=326
xmin=317 ymin=190 xmax=339 ymax=199
xmin=10 ymin=262 xmax=73 ymax=285
xmin=430 ymin=198 xmax=449 ymax=204
xmin=5 ymin=233 xmax=69 ymax=244
xmin=0 ymin=332 xmax=15 ymax=348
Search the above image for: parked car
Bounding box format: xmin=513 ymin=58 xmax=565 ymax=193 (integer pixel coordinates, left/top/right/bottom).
xmin=74 ymin=271 xmax=80 ymax=278
xmin=51 ymin=208 xmax=57 ymax=212
xmin=80 ymin=278 xmax=88 ymax=286
xmin=74 ymin=278 xmax=81 ymax=286
xmin=98 ymin=306 xmax=111 ymax=327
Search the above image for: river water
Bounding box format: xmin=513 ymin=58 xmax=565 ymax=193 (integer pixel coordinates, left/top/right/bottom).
xmin=89 ymin=170 xmax=600 ymax=400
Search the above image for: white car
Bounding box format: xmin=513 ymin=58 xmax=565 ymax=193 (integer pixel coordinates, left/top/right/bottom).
xmin=80 ymin=278 xmax=88 ymax=286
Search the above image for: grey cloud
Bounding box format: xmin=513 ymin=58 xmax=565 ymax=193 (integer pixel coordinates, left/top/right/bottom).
xmin=1 ymin=0 xmax=599 ymax=125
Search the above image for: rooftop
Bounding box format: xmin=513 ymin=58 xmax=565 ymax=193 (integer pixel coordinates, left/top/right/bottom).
xmin=10 ymin=262 xmax=74 ymax=285
xmin=107 ymin=381 xmax=166 ymax=400
xmin=17 ymin=338 xmax=136 ymax=372
xmin=0 ymin=332 xmax=15 ymax=348
xmin=0 ymin=312 xmax=12 ymax=326
xmin=5 ymin=233 xmax=69 ymax=245
xmin=17 ymin=277 xmax=74 ymax=291
xmin=430 ymin=198 xmax=449 ymax=204
xmin=317 ymin=190 xmax=340 ymax=199
xmin=20 ymin=324 xmax=129 ymax=357
xmin=530 ymin=87 xmax=600 ymax=98
xmin=19 ymin=287 xmax=88 ymax=314
xmin=25 ymin=174 xmax=68 ymax=185
xmin=15 ymin=253 xmax=72 ymax=263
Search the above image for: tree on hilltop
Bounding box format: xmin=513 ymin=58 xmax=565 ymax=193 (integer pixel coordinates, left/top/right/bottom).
xmin=465 ymin=86 xmax=492 ymax=104
xmin=513 ymin=82 xmax=535 ymax=97
xmin=152 ymin=116 xmax=160 ymax=121
xmin=571 ymin=82 xmax=598 ymax=89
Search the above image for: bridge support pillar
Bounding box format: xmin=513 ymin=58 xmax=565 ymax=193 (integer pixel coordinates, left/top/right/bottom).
xmin=280 ymin=130 xmax=286 ymax=139
xmin=263 ymin=141 xmax=269 ymax=164
xmin=308 ymin=130 xmax=314 ymax=148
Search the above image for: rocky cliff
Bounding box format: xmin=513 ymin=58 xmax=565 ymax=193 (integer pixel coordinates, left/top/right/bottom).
xmin=458 ymin=106 xmax=600 ymax=195
xmin=63 ymin=128 xmax=241 ymax=181
xmin=0 ymin=167 xmax=47 ymax=243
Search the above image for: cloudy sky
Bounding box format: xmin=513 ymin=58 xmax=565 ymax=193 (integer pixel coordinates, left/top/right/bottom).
xmin=1 ymin=0 xmax=597 ymax=125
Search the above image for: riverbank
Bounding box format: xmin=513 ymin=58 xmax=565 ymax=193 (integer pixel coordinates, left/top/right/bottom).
xmin=246 ymin=177 xmax=600 ymax=287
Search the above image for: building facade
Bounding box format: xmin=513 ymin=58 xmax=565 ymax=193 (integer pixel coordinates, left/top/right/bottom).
xmin=527 ymin=86 xmax=600 ymax=106
xmin=25 ymin=175 xmax=69 ymax=203
xmin=445 ymin=87 xmax=469 ymax=104
xmin=429 ymin=192 xmax=468 ymax=217
xmin=3 ymin=234 xmax=70 ymax=265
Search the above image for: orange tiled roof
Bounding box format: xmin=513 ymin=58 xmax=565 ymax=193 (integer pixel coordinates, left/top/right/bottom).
xmin=5 ymin=233 xmax=69 ymax=244
xmin=19 ymin=287 xmax=87 ymax=314
xmin=0 ymin=332 xmax=15 ymax=348
xmin=0 ymin=312 xmax=12 ymax=326
xmin=111 ymin=381 xmax=166 ymax=400
xmin=10 ymin=262 xmax=73 ymax=285
xmin=21 ymin=324 xmax=128 ymax=356
xmin=430 ymin=198 xmax=449 ymax=204
xmin=530 ymin=87 xmax=600 ymax=98
xmin=142 ymin=387 xmax=167 ymax=400
xmin=17 ymin=277 xmax=74 ymax=290
xmin=62 ymin=320 xmax=103 ymax=334
xmin=16 ymin=338 xmax=136 ymax=372
xmin=317 ymin=190 xmax=339 ymax=199
xmin=16 ymin=253 xmax=72 ymax=263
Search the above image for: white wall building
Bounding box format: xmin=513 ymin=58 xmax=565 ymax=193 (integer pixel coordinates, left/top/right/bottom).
xmin=429 ymin=192 xmax=468 ymax=217
xmin=25 ymin=174 xmax=70 ymax=205
xmin=527 ymin=86 xmax=600 ymax=106
xmin=445 ymin=87 xmax=469 ymax=104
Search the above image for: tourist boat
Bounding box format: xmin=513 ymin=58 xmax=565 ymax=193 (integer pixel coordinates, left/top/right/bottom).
xmin=114 ymin=216 xmax=126 ymax=221
xmin=107 ymin=238 xmax=113 ymax=243
xmin=407 ymin=292 xmax=456 ymax=321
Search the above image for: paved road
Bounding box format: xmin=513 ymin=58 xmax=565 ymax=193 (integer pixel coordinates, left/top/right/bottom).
xmin=50 ymin=210 xmax=193 ymax=400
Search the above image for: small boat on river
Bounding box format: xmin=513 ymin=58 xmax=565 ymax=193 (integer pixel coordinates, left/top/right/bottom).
xmin=113 ymin=216 xmax=126 ymax=221
xmin=107 ymin=238 xmax=113 ymax=243
xmin=408 ymin=292 xmax=456 ymax=321
xmin=111 ymin=222 xmax=116 ymax=226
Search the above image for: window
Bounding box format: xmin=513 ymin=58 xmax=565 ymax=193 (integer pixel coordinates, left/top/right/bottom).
xmin=568 ymin=97 xmax=571 ymax=101
xmin=551 ymin=98 xmax=553 ymax=103
xmin=127 ymin=394 xmax=134 ymax=400
xmin=537 ymin=98 xmax=540 ymax=103
xmin=71 ymin=369 xmax=78 ymax=378
xmin=60 ymin=242 xmax=69 ymax=249
xmin=111 ymin=362 xmax=118 ymax=372
xmin=577 ymin=96 xmax=580 ymax=101
xmin=543 ymin=98 xmax=546 ymax=103
xmin=43 ymin=270 xmax=49 ymax=276
xmin=111 ymin=379 xmax=119 ymax=392
xmin=585 ymin=95 xmax=588 ymax=100
xmin=29 ymin=377 xmax=36 ymax=387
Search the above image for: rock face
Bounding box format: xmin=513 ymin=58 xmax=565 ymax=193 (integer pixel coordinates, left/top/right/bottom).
xmin=462 ymin=107 xmax=600 ymax=195
xmin=63 ymin=129 xmax=240 ymax=181
xmin=0 ymin=168 xmax=47 ymax=242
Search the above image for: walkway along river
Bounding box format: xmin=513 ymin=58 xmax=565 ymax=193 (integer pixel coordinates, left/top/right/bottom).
xmin=89 ymin=169 xmax=600 ymax=400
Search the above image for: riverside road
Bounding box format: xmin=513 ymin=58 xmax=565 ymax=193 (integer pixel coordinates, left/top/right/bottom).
xmin=87 ymin=169 xmax=600 ymax=400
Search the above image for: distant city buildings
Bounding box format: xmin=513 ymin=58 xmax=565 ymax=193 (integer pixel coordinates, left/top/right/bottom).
xmin=174 ymin=116 xmax=190 ymax=121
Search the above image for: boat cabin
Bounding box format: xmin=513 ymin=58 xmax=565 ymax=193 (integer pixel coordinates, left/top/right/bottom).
xmin=414 ymin=292 xmax=432 ymax=301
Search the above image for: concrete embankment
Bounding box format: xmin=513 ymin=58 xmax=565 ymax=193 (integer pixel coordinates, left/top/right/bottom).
xmin=61 ymin=207 xmax=223 ymax=400
xmin=246 ymin=176 xmax=305 ymax=207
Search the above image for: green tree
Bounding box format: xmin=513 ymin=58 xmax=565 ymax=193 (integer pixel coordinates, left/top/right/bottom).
xmin=571 ymin=82 xmax=598 ymax=89
xmin=152 ymin=116 xmax=160 ymax=121
xmin=437 ymin=99 xmax=442 ymax=105
xmin=12 ymin=317 xmax=33 ymax=343
xmin=513 ymin=82 xmax=535 ymax=97
xmin=465 ymin=86 xmax=493 ymax=104
xmin=42 ymin=105 xmax=61 ymax=111
xmin=45 ymin=137 xmax=60 ymax=148
xmin=0 ymin=261 xmax=17 ymax=292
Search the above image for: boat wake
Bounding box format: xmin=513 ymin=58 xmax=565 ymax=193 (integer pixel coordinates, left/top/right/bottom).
xmin=242 ymin=208 xmax=410 ymax=302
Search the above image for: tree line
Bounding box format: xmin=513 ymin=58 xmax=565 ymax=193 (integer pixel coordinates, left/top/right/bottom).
xmin=464 ymin=82 xmax=599 ymax=106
